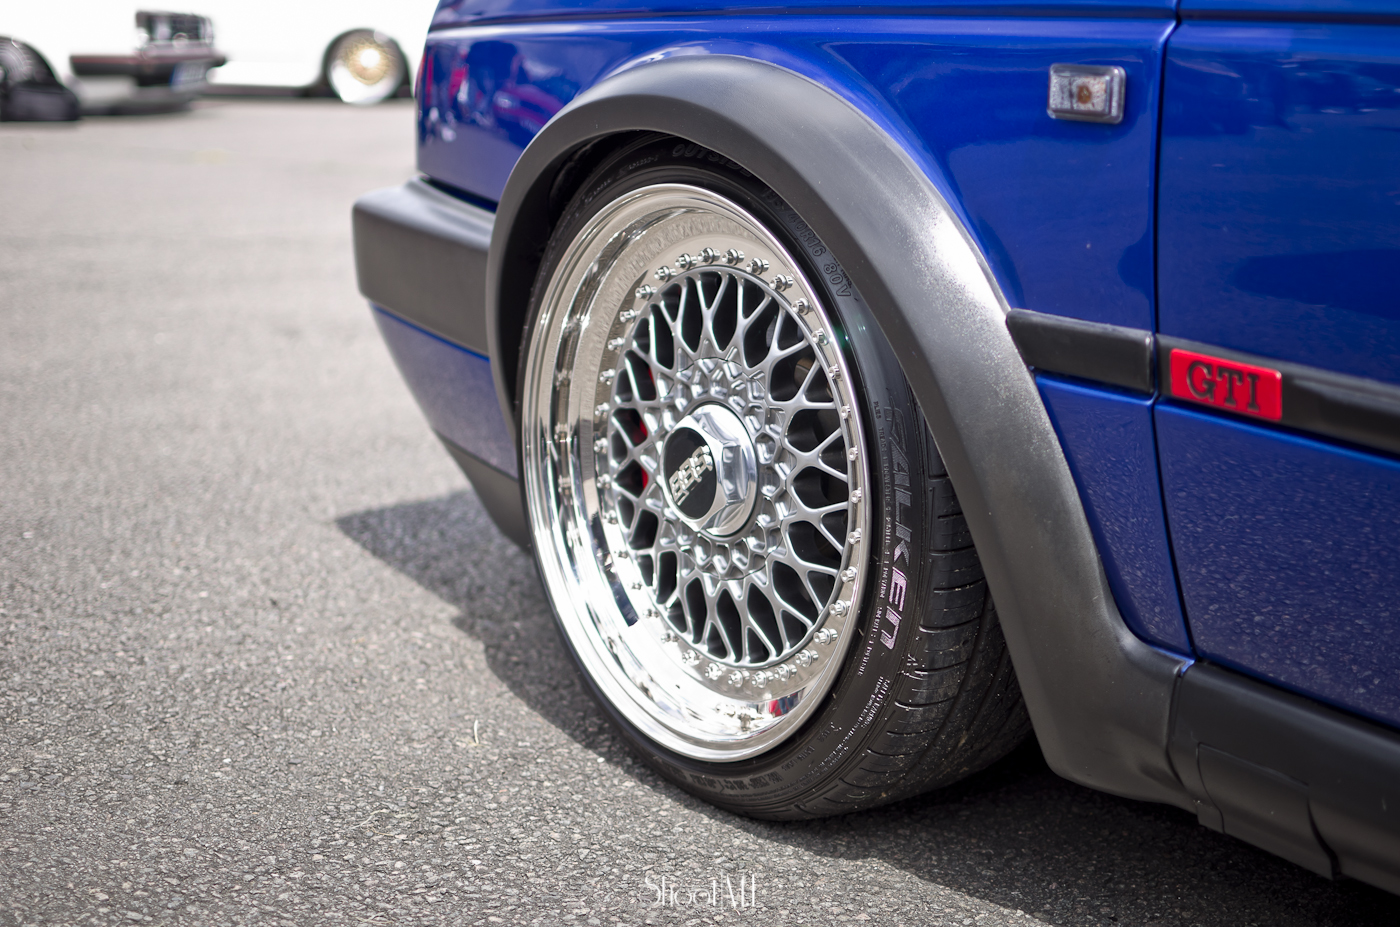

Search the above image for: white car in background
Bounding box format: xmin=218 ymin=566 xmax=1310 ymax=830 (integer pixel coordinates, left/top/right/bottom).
xmin=1 ymin=5 xmax=223 ymax=116
xmin=200 ymin=0 xmax=435 ymax=104
xmin=1 ymin=0 xmax=434 ymax=112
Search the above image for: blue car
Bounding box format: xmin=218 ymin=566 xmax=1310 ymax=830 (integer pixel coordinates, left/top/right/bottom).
xmin=352 ymin=0 xmax=1400 ymax=894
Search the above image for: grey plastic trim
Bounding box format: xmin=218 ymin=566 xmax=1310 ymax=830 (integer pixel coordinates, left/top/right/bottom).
xmin=353 ymin=178 xmax=494 ymax=355
xmin=1171 ymin=663 xmax=1400 ymax=893
xmin=1007 ymin=308 xmax=1155 ymax=394
xmin=439 ymin=434 xmax=530 ymax=550
xmin=487 ymin=54 xmax=1192 ymax=808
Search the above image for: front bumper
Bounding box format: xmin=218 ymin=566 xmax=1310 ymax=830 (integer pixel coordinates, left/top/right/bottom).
xmin=352 ymin=179 xmax=527 ymax=547
xmin=71 ymin=50 xmax=226 ymax=114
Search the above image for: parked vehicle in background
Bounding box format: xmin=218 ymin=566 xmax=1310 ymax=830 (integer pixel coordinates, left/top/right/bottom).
xmin=199 ymin=0 xmax=436 ymax=104
xmin=0 ymin=37 xmax=78 ymax=121
xmin=0 ymin=6 xmax=222 ymax=117
xmin=355 ymin=0 xmax=1400 ymax=898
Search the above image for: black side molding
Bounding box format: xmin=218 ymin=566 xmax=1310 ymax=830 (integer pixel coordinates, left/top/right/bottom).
xmin=353 ymin=179 xmax=494 ymax=355
xmin=1006 ymin=308 xmax=1155 ymax=394
xmin=1171 ymin=663 xmax=1400 ymax=894
xmin=1159 ymin=336 xmax=1400 ymax=458
xmin=1005 ymin=309 xmax=1400 ymax=458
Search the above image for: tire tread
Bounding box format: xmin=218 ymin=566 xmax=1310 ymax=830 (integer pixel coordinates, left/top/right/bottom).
xmin=806 ymin=424 xmax=1032 ymax=812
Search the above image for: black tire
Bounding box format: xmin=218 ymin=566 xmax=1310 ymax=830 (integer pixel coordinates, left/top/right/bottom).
xmin=519 ymin=135 xmax=1031 ymax=818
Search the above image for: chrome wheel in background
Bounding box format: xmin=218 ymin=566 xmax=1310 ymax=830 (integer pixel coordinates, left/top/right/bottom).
xmin=521 ymin=184 xmax=872 ymax=761
xmin=326 ymin=31 xmax=403 ymax=106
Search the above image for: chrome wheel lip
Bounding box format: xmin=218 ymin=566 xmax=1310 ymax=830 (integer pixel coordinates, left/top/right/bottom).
xmin=521 ymin=184 xmax=871 ymax=762
xmin=328 ymin=33 xmax=401 ymax=105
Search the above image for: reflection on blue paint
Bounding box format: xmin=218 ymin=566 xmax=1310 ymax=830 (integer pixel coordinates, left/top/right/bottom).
xmin=1158 ymin=404 xmax=1400 ymax=730
xmin=373 ymin=306 xmax=517 ymax=477
xmin=432 ymin=0 xmax=1178 ymax=26
xmin=1038 ymin=376 xmax=1190 ymax=653
xmin=1159 ymin=23 xmax=1400 ymax=384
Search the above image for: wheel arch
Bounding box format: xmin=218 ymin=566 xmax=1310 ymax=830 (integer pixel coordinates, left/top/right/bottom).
xmin=485 ymin=53 xmax=1193 ymax=809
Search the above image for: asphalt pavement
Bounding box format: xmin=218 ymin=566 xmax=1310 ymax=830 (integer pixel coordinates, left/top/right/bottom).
xmin=3 ymin=100 xmax=1400 ymax=927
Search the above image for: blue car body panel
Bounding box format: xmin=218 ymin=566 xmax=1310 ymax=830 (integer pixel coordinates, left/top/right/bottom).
xmin=1180 ymin=0 xmax=1400 ymax=15
xmin=419 ymin=16 xmax=1171 ymax=330
xmin=1038 ymin=376 xmax=1191 ymax=653
xmin=1156 ymin=14 xmax=1400 ymax=723
xmin=1158 ymin=21 xmax=1400 ymax=387
xmin=432 ymin=0 xmax=1179 ymax=27
xmin=1158 ymin=404 xmax=1400 ymax=728
xmin=374 ymin=306 xmax=518 ymax=476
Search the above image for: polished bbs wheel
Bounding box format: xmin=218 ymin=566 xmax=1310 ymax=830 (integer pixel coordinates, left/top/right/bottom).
xmin=521 ymin=137 xmax=1030 ymax=816
xmin=524 ymin=183 xmax=870 ymax=760
xmin=326 ymin=31 xmax=403 ymax=106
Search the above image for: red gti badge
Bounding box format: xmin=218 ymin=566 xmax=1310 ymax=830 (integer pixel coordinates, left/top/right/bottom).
xmin=1169 ymin=349 xmax=1282 ymax=421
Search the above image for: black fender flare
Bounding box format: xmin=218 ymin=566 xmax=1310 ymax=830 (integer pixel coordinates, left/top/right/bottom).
xmin=485 ymin=53 xmax=1192 ymax=809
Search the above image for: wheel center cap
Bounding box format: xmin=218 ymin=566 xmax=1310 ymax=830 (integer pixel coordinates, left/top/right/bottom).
xmin=662 ymin=403 xmax=758 ymax=538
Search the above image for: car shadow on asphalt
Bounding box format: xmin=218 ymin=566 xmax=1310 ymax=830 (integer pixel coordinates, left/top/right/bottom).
xmin=337 ymin=489 xmax=1400 ymax=927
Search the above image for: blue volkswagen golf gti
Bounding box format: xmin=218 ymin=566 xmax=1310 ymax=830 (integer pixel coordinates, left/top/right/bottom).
xmin=352 ymin=0 xmax=1400 ymax=895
